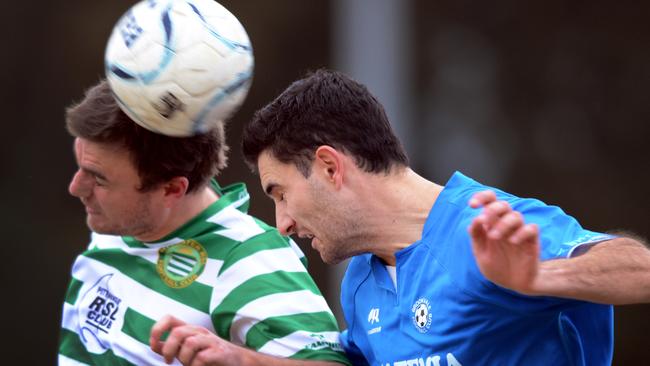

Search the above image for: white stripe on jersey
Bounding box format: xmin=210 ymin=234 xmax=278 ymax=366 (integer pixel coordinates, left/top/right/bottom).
xmin=111 ymin=331 xmax=182 ymax=366
xmin=229 ymin=290 xmax=331 ymax=344
xmin=209 ymin=247 xmax=309 ymax=312
xmin=71 ymin=255 xmax=214 ymax=332
xmin=257 ymin=330 xmax=341 ymax=358
xmin=61 ymin=302 xmax=78 ymax=332
xmin=59 ymin=321 xmax=183 ymax=365
xmin=208 ymin=205 xmax=265 ymax=242
xmin=58 ymin=354 xmax=91 ymax=366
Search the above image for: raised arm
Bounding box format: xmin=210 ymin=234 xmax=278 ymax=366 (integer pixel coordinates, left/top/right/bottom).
xmin=150 ymin=315 xmax=346 ymax=366
xmin=468 ymin=190 xmax=650 ymax=305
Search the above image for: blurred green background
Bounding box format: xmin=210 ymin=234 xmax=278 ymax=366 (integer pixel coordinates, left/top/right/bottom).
xmin=2 ymin=0 xmax=648 ymax=364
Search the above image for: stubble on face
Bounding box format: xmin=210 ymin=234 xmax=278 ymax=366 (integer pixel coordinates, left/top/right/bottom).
xmin=86 ymin=188 xmax=158 ymax=238
xmin=306 ymin=177 xmax=368 ymax=265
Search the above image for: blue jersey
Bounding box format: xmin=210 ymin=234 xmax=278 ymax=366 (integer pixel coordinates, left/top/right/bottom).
xmin=340 ymin=172 xmax=614 ymax=366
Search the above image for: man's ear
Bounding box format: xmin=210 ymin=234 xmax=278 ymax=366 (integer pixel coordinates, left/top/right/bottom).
xmin=314 ymin=146 xmax=345 ymax=189
xmin=162 ymin=176 xmax=189 ymax=206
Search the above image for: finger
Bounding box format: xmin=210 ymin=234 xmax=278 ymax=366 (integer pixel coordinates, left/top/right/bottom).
xmin=469 ymin=190 xmax=497 ymax=208
xmin=151 ymin=340 xmax=166 ymax=358
xmin=177 ymin=335 xmax=206 ymax=366
xmin=161 ymin=326 xmax=195 ymax=364
xmin=162 ymin=326 xmax=210 ymax=364
xmin=510 ymin=223 xmax=539 ymax=245
xmin=150 ymin=315 xmax=186 ymax=354
xmin=468 ymin=216 xmax=489 ymax=249
xmin=480 ymin=200 xmax=512 ymax=227
xmin=489 ymin=211 xmax=524 ymax=241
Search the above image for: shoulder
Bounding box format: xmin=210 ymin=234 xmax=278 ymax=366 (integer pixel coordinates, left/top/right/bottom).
xmin=342 ymin=254 xmax=373 ymax=289
xmin=341 ymin=255 xmax=373 ymax=303
xmin=340 ymin=255 xmax=373 ymax=311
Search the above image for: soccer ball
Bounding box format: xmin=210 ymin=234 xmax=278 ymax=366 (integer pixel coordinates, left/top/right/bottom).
xmin=105 ymin=0 xmax=254 ymax=136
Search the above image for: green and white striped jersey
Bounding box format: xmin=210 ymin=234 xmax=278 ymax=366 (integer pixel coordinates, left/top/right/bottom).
xmin=59 ymin=181 xmax=349 ymax=366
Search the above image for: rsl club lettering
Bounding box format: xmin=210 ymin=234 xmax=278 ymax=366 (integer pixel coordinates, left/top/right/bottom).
xmin=85 ymin=286 xmax=121 ymax=332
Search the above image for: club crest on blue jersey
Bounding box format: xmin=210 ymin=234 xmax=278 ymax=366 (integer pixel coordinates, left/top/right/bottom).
xmin=412 ymin=298 xmax=432 ymax=333
xmin=157 ymin=239 xmax=207 ymax=288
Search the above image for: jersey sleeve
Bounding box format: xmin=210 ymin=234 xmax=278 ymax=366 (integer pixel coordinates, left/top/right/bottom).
xmin=339 ymin=330 xmax=370 ymax=366
xmin=450 ymin=192 xmax=615 ymax=313
xmin=509 ymin=196 xmax=615 ymax=260
xmin=208 ymin=229 xmax=350 ymax=365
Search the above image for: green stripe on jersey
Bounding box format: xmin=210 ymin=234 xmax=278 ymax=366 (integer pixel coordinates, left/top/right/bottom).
xmin=84 ymin=248 xmax=211 ymax=312
xmin=213 ymin=271 xmax=322 ymax=339
xmin=193 ymin=231 xmax=240 ymax=260
xmin=59 ymin=328 xmax=135 ymax=366
xmin=218 ymin=231 xmax=296 ymax=274
xmin=65 ymin=278 xmax=84 ymax=305
xmin=245 ymin=311 xmax=340 ymax=350
xmin=59 ymin=328 xmax=93 ymax=364
xmin=122 ymin=308 xmax=155 ymax=346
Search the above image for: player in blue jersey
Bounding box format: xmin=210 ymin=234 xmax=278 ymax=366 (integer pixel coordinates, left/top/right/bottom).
xmin=241 ymin=69 xmax=650 ymax=366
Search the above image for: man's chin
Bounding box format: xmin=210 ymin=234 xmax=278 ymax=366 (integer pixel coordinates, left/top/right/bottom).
xmin=318 ymin=250 xmax=346 ymax=265
xmin=86 ymin=218 xmax=118 ymax=236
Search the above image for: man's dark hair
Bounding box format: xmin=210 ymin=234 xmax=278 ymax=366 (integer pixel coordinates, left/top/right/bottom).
xmin=66 ymin=79 xmax=228 ymax=193
xmin=242 ymin=69 xmax=408 ymax=176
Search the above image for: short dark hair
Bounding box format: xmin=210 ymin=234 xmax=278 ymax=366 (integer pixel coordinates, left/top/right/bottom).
xmin=242 ymin=69 xmax=408 ymax=176
xmin=66 ymin=79 xmax=228 ymax=193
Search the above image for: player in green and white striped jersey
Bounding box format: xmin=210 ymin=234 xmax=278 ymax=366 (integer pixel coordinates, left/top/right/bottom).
xmin=59 ymin=80 xmax=349 ymax=366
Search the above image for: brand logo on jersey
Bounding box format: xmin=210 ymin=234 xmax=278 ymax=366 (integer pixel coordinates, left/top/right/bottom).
xmin=157 ymin=239 xmax=207 ymax=288
xmin=305 ymin=333 xmax=344 ymax=352
xmin=368 ymin=308 xmax=380 ymax=324
xmin=77 ymin=273 xmax=125 ymax=354
xmin=412 ymin=297 xmax=432 ymax=333
xmin=367 ymin=307 xmax=382 ymax=335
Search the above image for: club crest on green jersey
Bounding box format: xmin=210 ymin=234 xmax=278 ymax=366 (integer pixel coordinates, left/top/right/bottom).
xmin=157 ymin=240 xmax=207 ymax=288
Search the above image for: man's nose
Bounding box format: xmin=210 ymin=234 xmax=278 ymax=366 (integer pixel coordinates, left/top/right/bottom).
xmin=275 ymin=206 xmax=295 ymax=236
xmin=69 ymin=170 xmax=91 ymax=198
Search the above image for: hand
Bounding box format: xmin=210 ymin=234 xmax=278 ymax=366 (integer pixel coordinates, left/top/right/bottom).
xmin=150 ymin=315 xmax=245 ymax=366
xmin=468 ymin=190 xmax=541 ymax=295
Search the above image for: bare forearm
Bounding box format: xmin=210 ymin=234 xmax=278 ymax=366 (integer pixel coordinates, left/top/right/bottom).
xmin=529 ymin=237 xmax=650 ymax=304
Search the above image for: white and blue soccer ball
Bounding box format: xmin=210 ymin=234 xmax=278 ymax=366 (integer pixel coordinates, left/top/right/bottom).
xmin=105 ymin=0 xmax=254 ymax=136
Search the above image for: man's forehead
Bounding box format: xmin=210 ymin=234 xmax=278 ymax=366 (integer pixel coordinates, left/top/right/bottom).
xmin=257 ymin=151 xmax=281 ymax=175
xmin=258 ymin=154 xmax=277 ymax=184
xmin=258 ymin=152 xmax=291 ymax=191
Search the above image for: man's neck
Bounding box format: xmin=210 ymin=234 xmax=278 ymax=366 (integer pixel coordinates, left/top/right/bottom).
xmin=358 ymin=168 xmax=443 ymax=265
xmin=136 ymin=186 xmax=219 ymax=243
